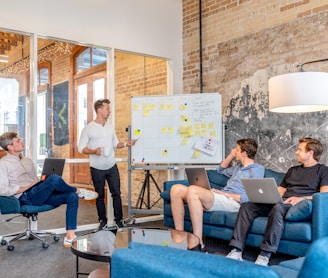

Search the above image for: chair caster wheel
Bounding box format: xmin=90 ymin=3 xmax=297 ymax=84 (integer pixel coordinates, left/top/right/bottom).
xmin=54 ymin=236 xmax=60 ymax=242
xmin=7 ymin=245 xmax=14 ymax=251
xmin=42 ymin=242 xmax=49 ymax=249
xmin=1 ymin=239 xmax=7 ymax=246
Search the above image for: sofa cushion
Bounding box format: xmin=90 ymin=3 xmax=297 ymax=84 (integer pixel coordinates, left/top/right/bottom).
xmin=264 ymin=169 xmax=285 ymax=185
xmin=285 ymin=200 xmax=312 ymax=222
xmin=207 ymin=170 xmax=229 ymax=189
xmin=225 ymin=211 xmax=312 ymax=242
xmin=203 ymin=210 xmax=227 ymax=226
xmin=160 ymin=190 xmax=171 ymax=202
xmin=298 ymin=237 xmax=328 ymax=278
xmin=161 ymin=180 xmax=189 ymax=202
xmin=125 ymin=242 xmax=280 ymax=278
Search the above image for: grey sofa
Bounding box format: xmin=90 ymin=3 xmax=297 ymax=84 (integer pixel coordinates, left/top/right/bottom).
xmin=160 ymin=169 xmax=328 ymax=257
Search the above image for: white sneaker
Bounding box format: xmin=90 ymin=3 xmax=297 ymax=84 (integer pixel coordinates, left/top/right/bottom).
xmin=63 ymin=236 xmax=76 ymax=248
xmin=255 ymin=255 xmax=269 ymax=266
xmin=226 ymin=249 xmax=243 ymax=261
xmin=78 ymin=189 xmax=98 ymax=200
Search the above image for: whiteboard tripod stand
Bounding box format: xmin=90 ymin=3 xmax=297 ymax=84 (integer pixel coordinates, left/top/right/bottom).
xmin=135 ymin=169 xmax=162 ymax=209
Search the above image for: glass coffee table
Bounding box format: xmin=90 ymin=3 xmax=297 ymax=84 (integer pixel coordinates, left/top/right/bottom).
xmin=130 ymin=227 xmax=200 ymax=250
xmin=71 ymin=228 xmax=128 ymax=278
xmin=71 ymin=227 xmax=199 ymax=277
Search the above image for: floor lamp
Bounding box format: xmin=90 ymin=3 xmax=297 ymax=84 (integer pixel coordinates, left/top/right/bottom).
xmin=269 ymin=59 xmax=328 ymax=113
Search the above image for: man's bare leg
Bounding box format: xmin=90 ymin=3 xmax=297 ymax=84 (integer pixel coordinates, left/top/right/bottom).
xmin=170 ymin=184 xmax=188 ymax=242
xmin=187 ymin=185 xmax=214 ymax=246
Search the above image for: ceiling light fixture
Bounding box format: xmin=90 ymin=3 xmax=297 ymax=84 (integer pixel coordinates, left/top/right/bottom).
xmin=268 ymin=59 xmax=328 ymax=113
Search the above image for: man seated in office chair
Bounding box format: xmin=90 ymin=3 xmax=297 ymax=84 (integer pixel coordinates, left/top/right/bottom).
xmin=0 ymin=132 xmax=98 ymax=247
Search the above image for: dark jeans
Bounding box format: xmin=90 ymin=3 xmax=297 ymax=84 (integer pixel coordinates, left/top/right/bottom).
xmin=229 ymin=202 xmax=292 ymax=253
xmin=19 ymin=174 xmax=78 ymax=230
xmin=90 ymin=164 xmax=123 ymax=223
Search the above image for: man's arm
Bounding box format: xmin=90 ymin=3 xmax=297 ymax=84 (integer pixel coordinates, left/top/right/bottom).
xmin=319 ymin=185 xmax=328 ymax=193
xmin=278 ymin=186 xmax=287 ymax=197
xmin=15 ymin=181 xmax=39 ymax=194
xmin=212 ymin=190 xmax=241 ymax=202
xmin=220 ymin=148 xmax=237 ymax=168
xmin=281 ymin=185 xmax=328 ymax=206
xmin=81 ymin=146 xmax=102 ymax=155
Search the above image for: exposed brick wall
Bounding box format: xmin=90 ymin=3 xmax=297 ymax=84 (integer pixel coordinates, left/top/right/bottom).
xmin=114 ymin=52 xmax=168 ymax=206
xmin=183 ymin=0 xmax=328 ymax=109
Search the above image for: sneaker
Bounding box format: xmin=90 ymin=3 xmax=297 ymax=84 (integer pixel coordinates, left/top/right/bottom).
xmin=63 ymin=236 xmax=76 ymax=248
xmin=115 ymin=219 xmax=125 ymax=229
xmin=95 ymin=220 xmax=107 ymax=231
xmin=77 ymin=189 xmax=98 ymax=200
xmin=226 ymin=249 xmax=243 ymax=261
xmin=255 ymin=255 xmax=269 ymax=266
xmin=187 ymin=243 xmax=207 ymax=253
xmin=103 ymin=224 xmax=118 ymax=235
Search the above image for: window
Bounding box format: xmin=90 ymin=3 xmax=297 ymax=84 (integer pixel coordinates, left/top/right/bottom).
xmin=76 ymin=47 xmax=107 ymax=72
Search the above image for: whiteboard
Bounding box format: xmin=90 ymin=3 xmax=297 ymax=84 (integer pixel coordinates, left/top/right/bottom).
xmin=130 ymin=93 xmax=222 ymax=164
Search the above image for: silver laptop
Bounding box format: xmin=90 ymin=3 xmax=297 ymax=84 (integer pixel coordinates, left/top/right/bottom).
xmin=241 ymin=178 xmax=283 ymax=204
xmin=185 ymin=168 xmax=211 ymax=190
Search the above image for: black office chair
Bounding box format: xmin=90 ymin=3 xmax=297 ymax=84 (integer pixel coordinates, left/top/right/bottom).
xmin=0 ymin=196 xmax=59 ymax=251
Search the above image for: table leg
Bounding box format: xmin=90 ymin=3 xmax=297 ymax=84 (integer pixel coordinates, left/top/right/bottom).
xmin=75 ymin=255 xmax=90 ymax=277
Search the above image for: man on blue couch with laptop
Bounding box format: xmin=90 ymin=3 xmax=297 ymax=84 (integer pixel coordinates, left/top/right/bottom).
xmin=170 ymin=138 xmax=265 ymax=251
xmin=227 ymin=137 xmax=328 ymax=266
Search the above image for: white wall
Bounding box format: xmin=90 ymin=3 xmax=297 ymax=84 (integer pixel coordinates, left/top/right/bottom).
xmin=0 ymin=0 xmax=183 ymax=93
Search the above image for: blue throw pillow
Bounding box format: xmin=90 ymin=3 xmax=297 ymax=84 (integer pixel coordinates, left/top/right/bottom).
xmin=285 ymin=199 xmax=313 ymax=221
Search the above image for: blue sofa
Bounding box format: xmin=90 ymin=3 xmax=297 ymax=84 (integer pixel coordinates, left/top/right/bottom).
xmin=160 ymin=169 xmax=328 ymax=257
xmin=110 ymin=237 xmax=328 ymax=278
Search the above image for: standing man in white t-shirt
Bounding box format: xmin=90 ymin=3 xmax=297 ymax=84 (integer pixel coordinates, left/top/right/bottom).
xmin=78 ymin=99 xmax=136 ymax=230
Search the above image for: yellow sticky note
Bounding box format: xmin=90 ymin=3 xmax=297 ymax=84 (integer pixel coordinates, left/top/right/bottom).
xmin=201 ymin=130 xmax=208 ymax=136
xmin=161 ymin=127 xmax=168 ymax=133
xmin=194 ymin=123 xmax=200 ymax=129
xmin=134 ymin=129 xmax=141 ymax=136
xmin=162 ymin=240 xmax=169 ymax=247
xmin=179 ymin=104 xmax=187 ymax=110
xmin=193 ymin=149 xmax=201 ymax=158
xmin=181 ymin=139 xmax=188 ymax=146
xmin=180 ymin=115 xmax=190 ymax=123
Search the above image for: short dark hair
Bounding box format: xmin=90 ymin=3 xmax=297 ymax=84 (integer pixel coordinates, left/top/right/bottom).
xmin=299 ymin=137 xmax=323 ymax=162
xmin=94 ymin=99 xmax=110 ymax=112
xmin=0 ymin=132 xmax=17 ymax=151
xmin=236 ymin=138 xmax=258 ymax=159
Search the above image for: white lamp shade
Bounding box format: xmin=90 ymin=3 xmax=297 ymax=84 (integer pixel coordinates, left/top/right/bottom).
xmin=269 ymin=72 xmax=328 ymax=113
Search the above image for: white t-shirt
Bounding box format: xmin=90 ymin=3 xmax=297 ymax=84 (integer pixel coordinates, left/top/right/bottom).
xmin=78 ymin=121 xmax=119 ymax=170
